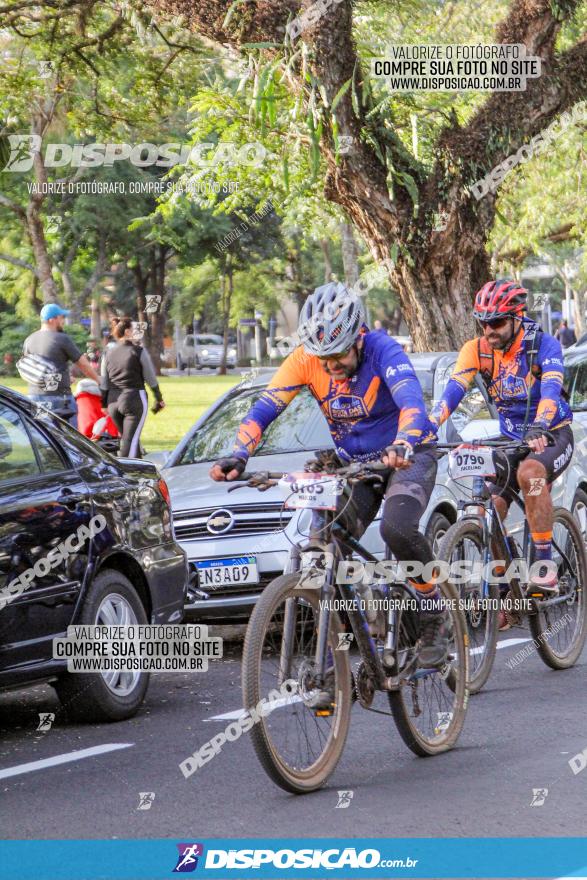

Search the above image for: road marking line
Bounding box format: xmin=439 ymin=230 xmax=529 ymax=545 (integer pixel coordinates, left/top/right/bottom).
xmin=0 ymin=743 xmax=134 ymax=780
xmin=497 ymin=637 xmax=532 ymax=649
xmin=207 ymin=695 xmax=303 ymax=722
xmin=470 ymin=637 xmax=531 ymax=656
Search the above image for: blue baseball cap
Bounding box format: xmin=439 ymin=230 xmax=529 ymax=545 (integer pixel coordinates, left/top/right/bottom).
xmin=40 ymin=303 xmax=70 ymax=321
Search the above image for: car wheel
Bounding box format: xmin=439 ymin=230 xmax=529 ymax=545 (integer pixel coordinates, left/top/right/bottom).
xmin=53 ymin=570 xmax=150 ymax=723
xmin=425 ymin=511 xmax=453 ymax=558
xmin=572 ymin=489 xmax=587 ymax=545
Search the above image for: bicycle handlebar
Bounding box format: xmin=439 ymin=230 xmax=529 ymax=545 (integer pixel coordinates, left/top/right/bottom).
xmin=226 ymin=446 xmax=409 ymax=491
xmin=435 ymin=432 xmax=556 ymax=452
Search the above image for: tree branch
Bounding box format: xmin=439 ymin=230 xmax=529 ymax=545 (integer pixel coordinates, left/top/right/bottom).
xmin=0 ymin=193 xmax=26 ymax=220
xmin=440 ymin=1 xmax=587 ymax=173
xmin=0 ymin=252 xmax=39 ymax=275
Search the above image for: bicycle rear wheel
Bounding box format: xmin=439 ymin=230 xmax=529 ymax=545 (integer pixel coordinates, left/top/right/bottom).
xmin=242 ymin=573 xmax=352 ymax=793
xmin=387 ymin=582 xmax=469 ymax=756
xmin=528 ymin=508 xmax=587 ymax=669
xmin=438 ymin=518 xmax=499 ymax=693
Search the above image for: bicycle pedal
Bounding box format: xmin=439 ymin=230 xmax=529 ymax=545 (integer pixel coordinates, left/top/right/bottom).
xmin=315 ymin=705 xmax=335 ymax=717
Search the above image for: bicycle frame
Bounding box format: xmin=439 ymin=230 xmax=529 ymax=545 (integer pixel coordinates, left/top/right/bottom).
xmin=287 ymin=508 xmax=423 ymax=693
xmin=456 ymin=474 xmax=575 ymax=611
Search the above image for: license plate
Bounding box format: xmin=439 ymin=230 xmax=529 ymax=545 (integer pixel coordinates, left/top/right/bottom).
xmin=279 ymin=472 xmax=344 ymax=511
xmin=448 ymin=444 xmax=496 ymax=479
xmin=196 ymin=555 xmax=259 ymax=587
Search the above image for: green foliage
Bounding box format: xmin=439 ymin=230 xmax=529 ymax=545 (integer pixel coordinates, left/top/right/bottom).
xmin=0 ymin=310 xmax=89 ymax=374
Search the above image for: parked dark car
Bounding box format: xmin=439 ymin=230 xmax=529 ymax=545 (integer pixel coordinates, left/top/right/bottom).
xmin=0 ymin=387 xmax=187 ymax=721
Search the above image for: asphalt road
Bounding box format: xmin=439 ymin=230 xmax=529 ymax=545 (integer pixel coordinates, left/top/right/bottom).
xmin=1 ymin=625 xmax=586 ymax=841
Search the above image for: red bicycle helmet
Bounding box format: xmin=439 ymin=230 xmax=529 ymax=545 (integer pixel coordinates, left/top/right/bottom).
xmin=473 ymin=280 xmax=527 ymax=321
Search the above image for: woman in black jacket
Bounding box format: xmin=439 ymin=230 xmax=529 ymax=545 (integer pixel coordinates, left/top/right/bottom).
xmin=100 ymin=317 xmax=165 ymax=458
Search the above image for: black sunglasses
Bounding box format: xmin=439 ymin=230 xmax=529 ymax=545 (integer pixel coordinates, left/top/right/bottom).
xmin=477 ymin=316 xmax=512 ymax=330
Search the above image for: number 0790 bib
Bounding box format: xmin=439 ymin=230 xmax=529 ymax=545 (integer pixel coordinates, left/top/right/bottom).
xmin=447 ymin=445 xmax=496 ymax=479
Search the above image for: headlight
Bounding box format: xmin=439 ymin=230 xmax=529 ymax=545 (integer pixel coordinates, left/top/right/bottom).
xmin=228 ymin=348 xmax=236 ymax=357
xmin=202 ymin=349 xmax=209 ymax=356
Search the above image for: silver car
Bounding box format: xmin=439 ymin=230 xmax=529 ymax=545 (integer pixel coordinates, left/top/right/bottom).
xmin=179 ymin=334 xmax=237 ymax=370
xmin=155 ymin=353 xmax=587 ymax=621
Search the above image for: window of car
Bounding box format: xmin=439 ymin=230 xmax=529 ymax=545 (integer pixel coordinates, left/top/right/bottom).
xmin=26 ymin=421 xmax=68 ymax=472
xmin=196 ymin=335 xmax=223 ymax=346
xmin=0 ymin=404 xmax=42 ymax=482
xmin=32 ymin=408 xmax=108 ymax=467
xmin=450 ymin=385 xmax=492 ymax=435
xmin=184 ymin=335 xmax=194 ymax=347
xmin=176 ymin=386 xmax=332 ymax=465
xmin=564 ymin=360 xmax=587 ymax=410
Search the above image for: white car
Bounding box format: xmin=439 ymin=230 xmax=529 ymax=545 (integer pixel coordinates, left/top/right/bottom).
xmin=179 ymin=334 xmax=237 ymax=370
xmin=153 ymin=353 xmax=587 ymax=621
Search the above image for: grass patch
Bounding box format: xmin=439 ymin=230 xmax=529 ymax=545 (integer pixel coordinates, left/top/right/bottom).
xmin=0 ymin=375 xmax=241 ymax=451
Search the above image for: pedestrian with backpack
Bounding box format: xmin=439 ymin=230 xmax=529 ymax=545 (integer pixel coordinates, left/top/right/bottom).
xmin=20 ymin=303 xmax=100 ymax=427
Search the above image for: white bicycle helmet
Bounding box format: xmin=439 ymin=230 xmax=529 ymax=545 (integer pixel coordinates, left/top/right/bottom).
xmin=299 ymin=282 xmax=366 ymax=356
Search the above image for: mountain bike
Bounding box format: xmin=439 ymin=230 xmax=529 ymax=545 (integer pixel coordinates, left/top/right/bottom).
xmin=436 ymin=439 xmax=587 ymax=693
xmin=230 ymin=453 xmax=469 ymax=794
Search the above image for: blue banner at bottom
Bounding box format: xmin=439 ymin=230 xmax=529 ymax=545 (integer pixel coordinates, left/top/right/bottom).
xmin=1 ymin=838 xmax=587 ymax=880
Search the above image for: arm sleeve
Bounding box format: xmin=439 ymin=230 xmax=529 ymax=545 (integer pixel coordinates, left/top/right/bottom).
xmin=429 ymin=339 xmax=480 ymax=427
xmin=532 ymin=335 xmax=565 ymax=429
xmin=100 ymin=353 xmax=110 ymax=405
xmin=100 ymin=353 xmax=109 ymax=390
xmin=232 ymin=347 xmax=307 ymax=460
xmin=139 ymin=347 xmax=160 ymax=392
xmin=379 ymin=346 xmax=431 ymax=446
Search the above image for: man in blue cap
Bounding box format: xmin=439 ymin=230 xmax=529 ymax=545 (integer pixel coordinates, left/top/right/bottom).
xmin=22 ymin=303 xmax=100 ymax=426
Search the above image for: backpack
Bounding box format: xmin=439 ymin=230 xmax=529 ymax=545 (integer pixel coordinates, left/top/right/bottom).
xmin=16 ymin=352 xmax=62 ymax=392
xmin=477 ymin=321 xmax=570 ymax=400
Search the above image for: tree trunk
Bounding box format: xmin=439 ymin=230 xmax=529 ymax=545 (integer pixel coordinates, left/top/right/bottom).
xmin=320 ymin=239 xmax=333 ymax=284
xmin=340 ymin=221 xmax=359 ymax=287
xmin=573 ymin=286 xmax=585 ymax=338
xmin=144 ymin=247 xmax=167 ymax=376
xmin=218 ymin=256 xmax=232 ymax=376
xmin=91 ymin=298 xmax=101 ymax=340
xmin=27 ymin=115 xmax=60 ymax=302
xmin=392 ymin=252 xmax=480 ymax=351
xmin=26 ymin=204 xmax=59 ymax=303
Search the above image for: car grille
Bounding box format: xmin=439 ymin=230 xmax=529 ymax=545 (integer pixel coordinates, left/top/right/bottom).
xmin=174 ymin=502 xmax=294 ymax=541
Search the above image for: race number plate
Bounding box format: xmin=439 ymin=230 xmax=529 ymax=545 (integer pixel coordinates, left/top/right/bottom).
xmin=196 ymin=555 xmax=259 ymax=587
xmin=279 ymin=472 xmax=345 ymax=511
xmin=448 ymin=445 xmax=496 ymax=479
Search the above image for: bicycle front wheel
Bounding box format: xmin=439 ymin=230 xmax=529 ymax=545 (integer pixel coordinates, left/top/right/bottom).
xmin=387 ymin=581 xmax=469 ymax=757
xmin=438 ymin=518 xmax=500 ymax=693
xmin=242 ymin=573 xmax=352 ymax=794
xmin=529 ymin=508 xmax=587 ymax=669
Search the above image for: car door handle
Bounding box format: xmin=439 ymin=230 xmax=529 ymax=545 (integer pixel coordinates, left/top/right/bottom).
xmin=57 ymin=491 xmax=85 ymax=506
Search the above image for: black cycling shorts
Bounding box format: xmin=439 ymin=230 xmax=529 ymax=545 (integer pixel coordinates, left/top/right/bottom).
xmin=487 ymin=424 xmax=574 ymax=503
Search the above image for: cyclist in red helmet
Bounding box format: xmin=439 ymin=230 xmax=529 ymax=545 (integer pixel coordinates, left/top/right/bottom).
xmin=430 ymin=280 xmax=573 ymax=602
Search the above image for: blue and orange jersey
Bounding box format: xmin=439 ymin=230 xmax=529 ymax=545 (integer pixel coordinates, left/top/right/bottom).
xmin=232 ymin=332 xmax=437 ymax=462
xmin=430 ymin=319 xmax=572 ymax=439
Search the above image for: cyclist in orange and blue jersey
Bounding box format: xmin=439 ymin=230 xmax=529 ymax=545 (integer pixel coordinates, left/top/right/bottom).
xmin=430 ymin=280 xmax=573 ymax=596
xmin=210 ymin=282 xmax=450 ymax=667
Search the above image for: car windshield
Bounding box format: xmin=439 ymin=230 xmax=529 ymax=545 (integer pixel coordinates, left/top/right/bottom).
xmin=564 ymin=357 xmax=587 ymax=410
xmin=176 ymin=386 xmax=333 ymax=465
xmin=414 ymin=370 xmax=433 ymax=407
xmin=196 ymin=335 xmax=223 ymax=346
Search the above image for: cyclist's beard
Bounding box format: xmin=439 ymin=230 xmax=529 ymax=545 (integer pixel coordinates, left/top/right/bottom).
xmin=322 ymin=345 xmax=360 ymax=380
xmin=486 ymin=322 xmax=516 ymax=351
xmin=324 ymin=362 xmax=355 ymax=380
